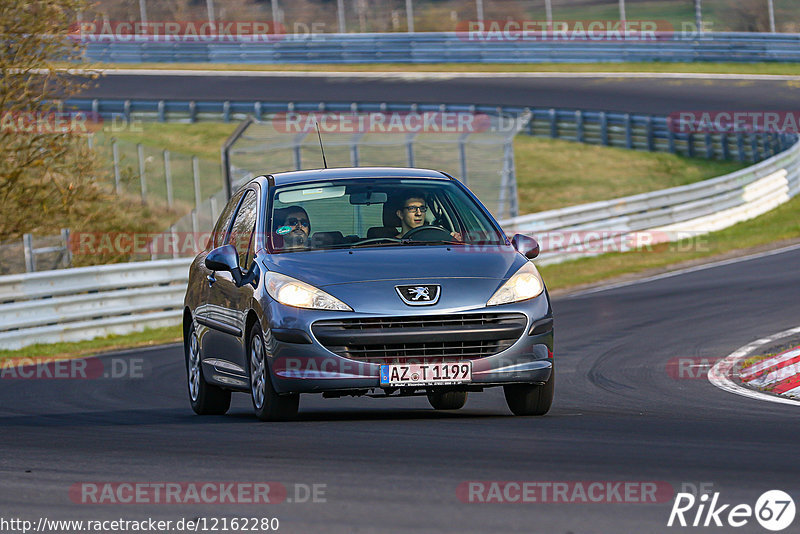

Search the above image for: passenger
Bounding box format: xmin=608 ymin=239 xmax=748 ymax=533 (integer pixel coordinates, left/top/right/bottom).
xmin=275 ymin=206 xmax=311 ymax=249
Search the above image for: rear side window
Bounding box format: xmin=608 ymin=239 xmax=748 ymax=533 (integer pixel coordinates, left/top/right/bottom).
xmin=211 ymin=190 xmax=244 ymax=248
xmin=227 ymin=190 xmax=258 ymax=269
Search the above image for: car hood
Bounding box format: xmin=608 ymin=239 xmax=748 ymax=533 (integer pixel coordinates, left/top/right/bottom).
xmin=263 ymin=246 xmax=530 ymax=314
xmin=264 ymin=245 xmax=524 ymax=287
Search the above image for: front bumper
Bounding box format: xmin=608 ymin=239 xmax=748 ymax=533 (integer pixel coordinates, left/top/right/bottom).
xmin=265 ymin=301 xmax=553 ymax=395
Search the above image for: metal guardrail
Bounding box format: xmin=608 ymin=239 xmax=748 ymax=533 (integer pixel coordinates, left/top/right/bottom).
xmin=82 ymin=32 xmax=800 ymax=63
xmin=67 ymin=98 xmax=796 ymax=164
xmin=500 ymin=138 xmax=800 ymax=264
xmin=0 ymin=259 xmax=191 ymax=350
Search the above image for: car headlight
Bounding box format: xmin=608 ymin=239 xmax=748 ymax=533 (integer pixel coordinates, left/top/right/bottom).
xmin=487 ymin=262 xmax=544 ymax=306
xmin=265 ymin=271 xmax=352 ymax=311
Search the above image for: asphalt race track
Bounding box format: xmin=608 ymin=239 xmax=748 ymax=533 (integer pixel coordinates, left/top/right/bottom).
xmin=1 ymin=246 xmax=799 ymax=533
xmin=77 ymin=72 xmax=800 ymax=114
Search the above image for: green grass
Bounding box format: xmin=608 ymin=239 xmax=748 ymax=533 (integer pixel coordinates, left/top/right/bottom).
xmin=538 ymin=193 xmax=800 ymax=290
xmin=0 ymin=326 xmax=182 ymax=362
xmin=515 ymin=137 xmax=745 ymax=212
xmin=87 ymin=62 xmax=800 ymax=76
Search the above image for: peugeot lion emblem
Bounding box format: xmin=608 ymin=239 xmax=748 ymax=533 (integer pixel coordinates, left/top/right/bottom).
xmin=395 ymin=284 xmax=441 ymax=306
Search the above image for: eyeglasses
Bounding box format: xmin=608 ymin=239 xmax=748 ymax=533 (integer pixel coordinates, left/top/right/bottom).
xmin=286 ymin=217 xmax=309 ymax=228
xmin=403 ymin=205 xmax=428 ymax=213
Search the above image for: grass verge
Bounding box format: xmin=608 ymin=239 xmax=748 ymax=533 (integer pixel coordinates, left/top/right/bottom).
xmin=83 ymin=62 xmax=800 ymax=76
xmin=0 ymin=326 xmax=182 ymax=363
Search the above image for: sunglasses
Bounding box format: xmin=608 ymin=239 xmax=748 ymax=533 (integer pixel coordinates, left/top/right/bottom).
xmin=286 ymin=217 xmax=309 ymax=228
xmin=403 ymin=205 xmax=428 ymax=213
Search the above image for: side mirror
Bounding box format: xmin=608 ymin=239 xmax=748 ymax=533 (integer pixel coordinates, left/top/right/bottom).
xmin=205 ymin=244 xmax=243 ymax=285
xmin=511 ymin=234 xmax=540 ymax=259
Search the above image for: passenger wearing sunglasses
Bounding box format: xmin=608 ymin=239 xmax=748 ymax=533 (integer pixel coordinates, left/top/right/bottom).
xmin=395 ymin=191 xmax=462 ymax=241
xmin=275 ymin=206 xmax=311 ymax=249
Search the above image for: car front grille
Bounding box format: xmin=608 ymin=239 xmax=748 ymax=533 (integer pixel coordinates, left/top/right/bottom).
xmin=311 ymin=313 xmax=527 ymax=364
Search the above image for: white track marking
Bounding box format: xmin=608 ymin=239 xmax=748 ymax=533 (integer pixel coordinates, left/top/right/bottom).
xmin=708 ymin=326 xmax=800 ymax=406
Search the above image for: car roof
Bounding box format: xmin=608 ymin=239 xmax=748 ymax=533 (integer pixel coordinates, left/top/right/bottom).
xmin=267 ymin=167 xmax=452 ymax=186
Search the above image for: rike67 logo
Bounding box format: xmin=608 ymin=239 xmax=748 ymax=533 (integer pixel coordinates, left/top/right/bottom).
xmin=668 ymin=490 xmax=795 ymax=531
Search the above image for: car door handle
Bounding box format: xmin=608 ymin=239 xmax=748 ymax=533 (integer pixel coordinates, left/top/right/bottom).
xmin=207 ymin=273 xmax=217 ymax=286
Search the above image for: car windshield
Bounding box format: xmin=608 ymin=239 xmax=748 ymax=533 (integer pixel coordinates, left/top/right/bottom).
xmin=268 ymin=178 xmax=506 ymax=252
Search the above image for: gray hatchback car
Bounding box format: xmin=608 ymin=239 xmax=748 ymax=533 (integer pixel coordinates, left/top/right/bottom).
xmin=183 ymin=167 xmax=554 ymax=420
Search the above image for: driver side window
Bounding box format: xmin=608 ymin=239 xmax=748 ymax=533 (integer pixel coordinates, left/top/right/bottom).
xmin=226 ymin=190 xmax=258 ymax=271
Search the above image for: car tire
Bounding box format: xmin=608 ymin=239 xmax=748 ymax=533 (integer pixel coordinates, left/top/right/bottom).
xmin=248 ymin=322 xmax=299 ymax=421
xmin=185 ymin=322 xmax=231 ymax=415
xmin=427 ymin=390 xmax=468 ymax=410
xmin=503 ymin=373 xmax=554 ymax=416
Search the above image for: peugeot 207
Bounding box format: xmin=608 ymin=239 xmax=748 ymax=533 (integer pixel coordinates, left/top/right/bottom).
xmin=183 ymin=167 xmax=554 ymax=421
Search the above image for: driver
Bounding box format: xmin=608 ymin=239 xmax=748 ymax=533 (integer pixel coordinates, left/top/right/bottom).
xmin=275 ymin=206 xmax=311 ymax=249
xmin=395 ymin=191 xmax=462 ymax=241
xmin=395 ymin=191 xmax=428 ymax=238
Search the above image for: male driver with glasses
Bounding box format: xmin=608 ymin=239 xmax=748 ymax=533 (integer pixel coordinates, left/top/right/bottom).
xmin=396 ymin=191 xmax=462 ymax=241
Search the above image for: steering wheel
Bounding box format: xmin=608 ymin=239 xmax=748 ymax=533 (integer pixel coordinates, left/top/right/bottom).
xmin=402 ymin=225 xmax=454 ymax=241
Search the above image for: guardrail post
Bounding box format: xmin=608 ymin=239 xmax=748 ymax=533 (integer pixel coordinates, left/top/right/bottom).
xmin=575 ymin=110 xmax=584 ymax=143
xmin=170 ymin=225 xmax=179 ymax=259
xmin=92 ymin=98 xmax=99 ymax=116
xmin=124 ymin=99 xmax=131 ymax=122
xmin=687 ymin=133 xmax=695 ymax=158
xmin=459 ymin=133 xmax=468 ymax=186
xmin=61 ymin=228 xmax=72 ymax=268
xmin=158 ymin=100 xmax=165 ymax=122
xmin=192 ymin=156 xmax=202 ymax=212
xmin=293 ymin=144 xmax=302 ymax=170
xmin=137 ymin=143 xmax=147 ymax=203
xmin=112 ymin=139 xmax=121 ymax=194
xmin=164 ymin=150 xmax=173 ymax=209
xmin=721 ymin=133 xmax=730 ymax=160
xmin=23 ymin=234 xmax=35 ymax=273
xmin=646 ymin=116 xmax=654 ymax=151
xmin=191 ymin=209 xmax=199 ymax=236
xmin=254 ymin=101 xmax=262 ymax=120
xmin=600 ymin=112 xmax=609 ymax=146
xmin=624 ymin=114 xmax=633 ymax=149
xmin=210 ymin=196 xmax=219 ymax=225
xmin=736 ymin=133 xmax=745 ymax=162
xmin=223 ymin=101 xmax=231 ymax=122
xmin=548 ymin=108 xmax=557 ymax=138
xmin=405 ymin=133 xmax=416 ymax=167
xmin=189 ymin=101 xmax=197 ymax=123
xmin=750 ymin=134 xmax=759 ymax=162
xmin=705 ymin=133 xmax=713 ymax=159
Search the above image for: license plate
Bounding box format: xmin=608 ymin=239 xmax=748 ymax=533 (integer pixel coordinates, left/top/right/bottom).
xmin=380 ymin=362 xmax=472 ymax=387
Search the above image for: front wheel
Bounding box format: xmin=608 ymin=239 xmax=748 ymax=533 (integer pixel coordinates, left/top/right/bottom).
xmin=503 ymin=373 xmax=554 ymax=416
xmin=249 ymin=323 xmax=299 ymax=421
xmin=427 ymin=390 xmax=468 ymax=410
xmin=185 ymin=322 xmax=231 ymax=415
